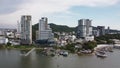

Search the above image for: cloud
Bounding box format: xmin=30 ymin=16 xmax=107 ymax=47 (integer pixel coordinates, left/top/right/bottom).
xmin=16 ymin=0 xmax=120 ymax=14
xmin=0 ymin=0 xmax=120 ymax=28
xmin=0 ymin=0 xmax=26 ymax=14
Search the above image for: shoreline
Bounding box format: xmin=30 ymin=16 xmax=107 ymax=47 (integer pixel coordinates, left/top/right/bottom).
xmin=0 ymin=44 xmax=119 ymax=56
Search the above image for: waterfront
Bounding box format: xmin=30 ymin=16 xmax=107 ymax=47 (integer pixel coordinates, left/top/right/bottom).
xmin=0 ymin=48 xmax=120 ymax=68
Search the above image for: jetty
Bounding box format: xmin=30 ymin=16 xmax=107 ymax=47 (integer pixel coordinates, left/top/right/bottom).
xmin=20 ymin=48 xmax=36 ymax=56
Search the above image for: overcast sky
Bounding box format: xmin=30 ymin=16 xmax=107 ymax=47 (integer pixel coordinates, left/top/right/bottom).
xmin=0 ymin=0 xmax=120 ymax=29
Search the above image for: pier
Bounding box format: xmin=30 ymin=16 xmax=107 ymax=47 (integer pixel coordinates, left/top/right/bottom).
xmin=21 ymin=48 xmax=36 ymax=56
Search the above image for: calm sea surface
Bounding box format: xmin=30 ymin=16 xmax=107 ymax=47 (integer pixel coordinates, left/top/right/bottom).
xmin=0 ymin=48 xmax=120 ymax=68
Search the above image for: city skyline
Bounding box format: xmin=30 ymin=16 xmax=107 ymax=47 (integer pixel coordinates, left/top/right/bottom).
xmin=0 ymin=0 xmax=120 ymax=29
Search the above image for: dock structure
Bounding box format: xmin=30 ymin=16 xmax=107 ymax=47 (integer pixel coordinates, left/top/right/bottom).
xmin=94 ymin=44 xmax=113 ymax=51
xmin=24 ymin=48 xmax=36 ymax=56
xmin=114 ymin=44 xmax=120 ymax=49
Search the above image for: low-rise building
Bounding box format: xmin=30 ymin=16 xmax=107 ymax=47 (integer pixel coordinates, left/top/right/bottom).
xmin=0 ymin=36 xmax=8 ymax=45
xmin=92 ymin=30 xmax=99 ymax=37
xmin=0 ymin=30 xmax=8 ymax=45
xmin=111 ymin=39 xmax=120 ymax=44
xmin=84 ymin=36 xmax=94 ymax=41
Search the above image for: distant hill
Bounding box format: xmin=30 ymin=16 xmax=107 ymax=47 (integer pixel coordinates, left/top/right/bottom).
xmin=49 ymin=23 xmax=76 ymax=32
xmin=32 ymin=23 xmax=76 ymax=40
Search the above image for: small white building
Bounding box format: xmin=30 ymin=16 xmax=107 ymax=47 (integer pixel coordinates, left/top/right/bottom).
xmin=0 ymin=36 xmax=8 ymax=45
xmin=71 ymin=35 xmax=76 ymax=42
xmin=85 ymin=36 xmax=94 ymax=41
xmin=10 ymin=40 xmax=20 ymax=45
xmin=15 ymin=33 xmax=21 ymax=39
xmin=6 ymin=32 xmax=15 ymax=38
xmin=111 ymin=39 xmax=120 ymax=44
xmin=58 ymin=40 xmax=67 ymax=46
xmin=0 ymin=30 xmax=8 ymax=45
xmin=75 ymin=39 xmax=83 ymax=43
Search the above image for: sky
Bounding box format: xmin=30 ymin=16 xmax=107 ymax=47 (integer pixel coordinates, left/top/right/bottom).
xmin=0 ymin=0 xmax=120 ymax=29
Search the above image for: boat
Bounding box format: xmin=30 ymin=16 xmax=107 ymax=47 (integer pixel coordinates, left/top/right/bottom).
xmin=109 ymin=50 xmax=113 ymax=52
xmin=80 ymin=50 xmax=92 ymax=54
xmin=50 ymin=53 xmax=55 ymax=57
xmin=62 ymin=51 xmax=68 ymax=57
xmin=108 ymin=48 xmax=114 ymax=52
xmin=59 ymin=51 xmax=68 ymax=57
xmin=97 ymin=50 xmax=105 ymax=54
xmin=95 ymin=52 xmax=107 ymax=58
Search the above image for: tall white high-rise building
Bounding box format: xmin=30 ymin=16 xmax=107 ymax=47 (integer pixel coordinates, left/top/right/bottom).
xmin=17 ymin=21 xmax=21 ymax=33
xmin=77 ymin=19 xmax=93 ymax=39
xmin=38 ymin=17 xmax=54 ymax=40
xmin=39 ymin=17 xmax=48 ymax=31
xmin=20 ymin=15 xmax=32 ymax=44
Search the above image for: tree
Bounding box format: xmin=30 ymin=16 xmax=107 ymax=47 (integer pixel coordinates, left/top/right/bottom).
xmin=65 ymin=43 xmax=76 ymax=53
xmin=106 ymin=40 xmax=114 ymax=44
xmin=83 ymin=41 xmax=97 ymax=50
xmin=7 ymin=42 xmax=11 ymax=46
